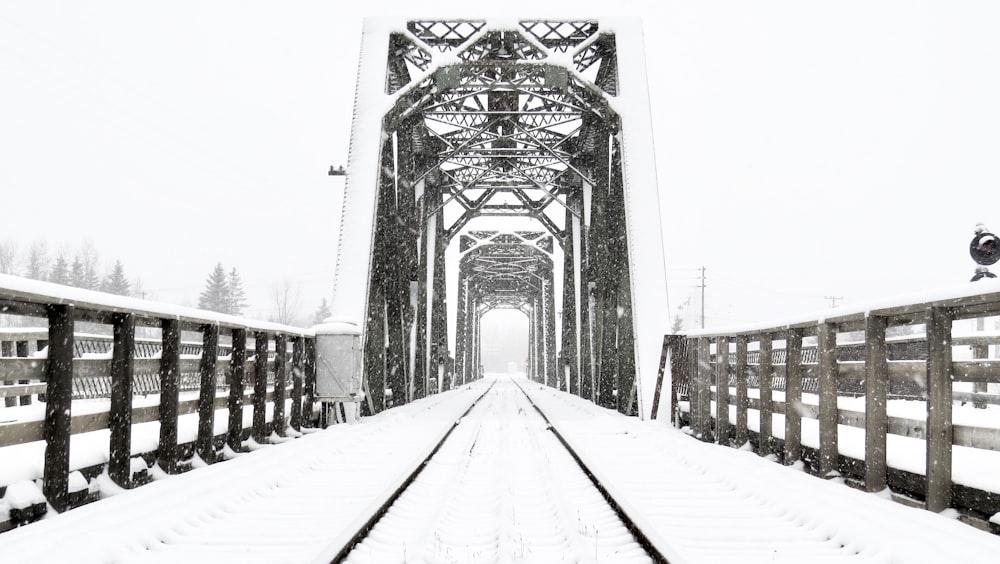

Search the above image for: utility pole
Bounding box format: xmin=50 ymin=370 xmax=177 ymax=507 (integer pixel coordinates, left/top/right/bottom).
xmin=824 ymin=296 xmax=843 ymax=308
xmin=699 ymin=266 xmax=706 ymax=329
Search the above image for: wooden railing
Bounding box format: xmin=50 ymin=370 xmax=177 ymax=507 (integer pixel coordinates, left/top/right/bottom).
xmin=0 ymin=275 xmax=317 ymax=523
xmin=654 ymin=282 xmax=1000 ymax=528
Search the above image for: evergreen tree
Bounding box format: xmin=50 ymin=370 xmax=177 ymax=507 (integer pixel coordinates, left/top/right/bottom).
xmin=26 ymin=240 xmax=49 ymax=281
xmin=101 ymin=260 xmax=131 ymax=296
xmin=69 ymin=257 xmax=85 ymax=288
xmin=199 ymin=263 xmax=230 ymax=313
xmin=50 ymin=255 xmax=70 ymax=285
xmin=227 ymin=268 xmax=247 ymax=316
xmin=313 ymin=297 xmax=332 ymax=325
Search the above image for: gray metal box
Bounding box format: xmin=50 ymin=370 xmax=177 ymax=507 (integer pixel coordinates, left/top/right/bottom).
xmin=314 ymin=321 xmax=363 ymax=401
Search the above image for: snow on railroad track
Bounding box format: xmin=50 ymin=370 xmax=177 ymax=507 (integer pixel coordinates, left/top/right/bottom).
xmin=342 ymin=377 xmax=653 ymax=564
xmin=521 ymin=383 xmax=1000 ymax=564
xmin=0 ymin=383 xmax=490 ymax=564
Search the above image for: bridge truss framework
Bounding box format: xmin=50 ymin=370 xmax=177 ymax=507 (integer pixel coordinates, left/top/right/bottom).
xmin=331 ymin=18 xmax=668 ymax=418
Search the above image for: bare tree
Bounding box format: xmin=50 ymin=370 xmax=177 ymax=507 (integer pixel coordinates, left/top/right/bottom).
xmin=271 ymin=281 xmax=302 ymax=326
xmin=0 ymin=240 xmax=19 ymax=275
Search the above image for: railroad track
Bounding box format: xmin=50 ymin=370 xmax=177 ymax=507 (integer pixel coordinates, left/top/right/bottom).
xmin=317 ymin=377 xmax=671 ymax=564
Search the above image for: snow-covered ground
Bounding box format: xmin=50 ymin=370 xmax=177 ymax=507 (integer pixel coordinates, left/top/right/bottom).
xmin=1 ymin=375 xmax=1000 ymax=563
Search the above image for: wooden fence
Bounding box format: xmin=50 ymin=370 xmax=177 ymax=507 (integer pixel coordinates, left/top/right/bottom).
xmin=655 ymin=286 xmax=1000 ymax=528
xmin=0 ymin=277 xmax=317 ymax=524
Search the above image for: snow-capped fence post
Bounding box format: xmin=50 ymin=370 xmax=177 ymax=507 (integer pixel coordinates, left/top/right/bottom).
xmin=227 ymin=328 xmax=248 ymax=451
xmin=784 ymin=328 xmax=804 ymax=465
xmin=864 ymin=314 xmax=889 ymax=493
xmin=196 ymin=323 xmax=219 ymax=463
xmin=43 ymin=303 xmax=74 ymax=512
xmin=108 ymin=312 xmax=135 ymax=488
xmin=290 ymin=336 xmax=304 ymax=431
xmin=925 ymin=306 xmax=953 ymax=513
xmin=157 ymin=318 xmax=181 ymax=474
xmin=252 ymin=332 xmax=269 ymax=443
xmin=758 ymin=334 xmax=774 ymax=457
xmin=817 ymin=322 xmax=840 ymax=477
xmin=734 ymin=335 xmax=749 ymax=447
xmin=715 ymin=336 xmax=731 ymax=445
xmin=273 ymin=333 xmax=287 ymax=437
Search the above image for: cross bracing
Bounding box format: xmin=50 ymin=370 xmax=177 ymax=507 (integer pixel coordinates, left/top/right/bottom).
xmin=332 ymin=18 xmax=668 ymax=419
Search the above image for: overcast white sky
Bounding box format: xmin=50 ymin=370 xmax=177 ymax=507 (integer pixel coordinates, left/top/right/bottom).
xmin=3 ymin=1 xmax=1000 ymax=328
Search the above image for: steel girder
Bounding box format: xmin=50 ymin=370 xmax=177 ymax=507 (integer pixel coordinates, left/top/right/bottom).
xmin=333 ymin=18 xmax=668 ymax=418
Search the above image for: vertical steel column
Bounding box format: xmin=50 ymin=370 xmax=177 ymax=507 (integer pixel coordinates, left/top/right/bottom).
xmin=157 ymin=318 xmax=181 ymax=474
xmin=196 ymin=323 xmax=219 ymax=463
xmin=43 ymin=304 xmax=74 ymax=511
xmin=544 ymin=276 xmax=558 ymax=388
xmin=864 ymin=315 xmax=889 ymax=493
xmin=925 ymin=307 xmax=953 ymax=512
xmin=109 ymin=312 xmax=135 ymax=487
xmin=227 ymin=328 xmax=247 ymax=451
xmin=562 ymin=194 xmax=580 ymax=395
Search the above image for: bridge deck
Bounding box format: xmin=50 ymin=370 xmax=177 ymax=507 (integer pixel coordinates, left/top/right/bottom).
xmin=2 ymin=377 xmax=999 ymax=563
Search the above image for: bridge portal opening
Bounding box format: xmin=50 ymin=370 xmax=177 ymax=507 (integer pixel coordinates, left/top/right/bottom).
xmin=479 ymin=309 xmax=528 ymax=376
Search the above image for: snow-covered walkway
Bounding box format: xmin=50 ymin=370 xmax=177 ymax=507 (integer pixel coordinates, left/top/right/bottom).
xmin=1 ymin=376 xmax=1000 ymax=563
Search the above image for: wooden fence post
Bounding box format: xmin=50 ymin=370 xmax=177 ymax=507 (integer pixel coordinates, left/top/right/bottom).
xmin=227 ymin=328 xmax=247 ymax=452
xmin=758 ymin=334 xmax=773 ymax=457
xmin=252 ymin=332 xmax=268 ymax=443
xmin=109 ymin=313 xmax=135 ymax=488
xmin=695 ymin=337 xmax=712 ymax=441
xmin=291 ymin=337 xmax=304 ymax=431
xmin=865 ymin=315 xmax=889 ymax=492
xmin=304 ymin=338 xmax=316 ymax=427
xmin=735 ymin=335 xmax=749 ymax=446
xmin=715 ymin=336 xmax=731 ymax=445
xmin=273 ymin=333 xmax=287 ymax=437
xmin=784 ymin=328 xmax=803 ymax=465
xmin=15 ymin=341 xmax=30 ymax=406
xmin=43 ymin=304 xmax=74 ymax=512
xmin=818 ymin=322 xmax=840 ymax=476
xmin=3 ymin=341 xmax=15 ymax=408
xmin=196 ymin=323 xmax=219 ymax=463
xmin=157 ymin=318 xmax=181 ymax=474
xmin=925 ymin=307 xmax=953 ymax=512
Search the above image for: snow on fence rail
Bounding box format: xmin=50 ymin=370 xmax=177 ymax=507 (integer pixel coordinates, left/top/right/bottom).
xmin=0 ymin=274 xmax=317 ymax=526
xmin=653 ymin=280 xmax=1000 ymax=529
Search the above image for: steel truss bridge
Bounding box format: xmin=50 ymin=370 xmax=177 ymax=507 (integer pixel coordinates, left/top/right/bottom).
xmin=332 ymin=18 xmax=667 ymax=418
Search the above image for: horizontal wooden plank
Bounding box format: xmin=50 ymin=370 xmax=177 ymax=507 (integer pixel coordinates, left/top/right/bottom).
xmin=0 ymin=387 xmax=290 ymax=447
xmin=0 ymin=383 xmax=46 ymax=397
xmin=0 ymin=358 xmax=275 ymax=383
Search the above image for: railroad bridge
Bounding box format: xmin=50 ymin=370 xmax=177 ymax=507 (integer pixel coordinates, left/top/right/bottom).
xmin=1 ymin=17 xmax=1000 ymax=563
